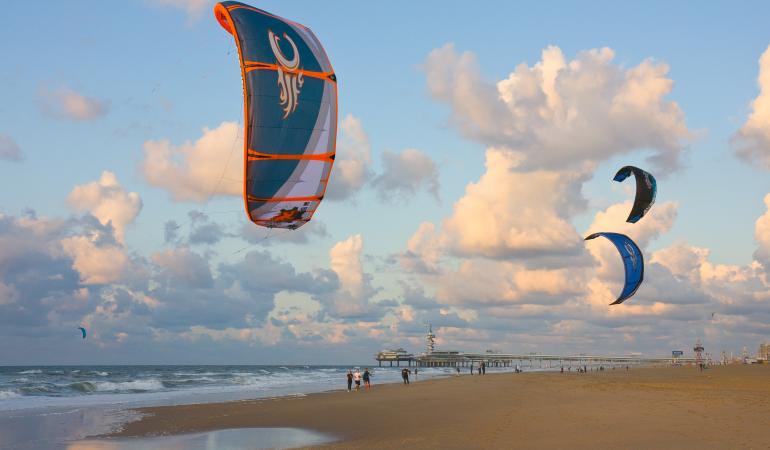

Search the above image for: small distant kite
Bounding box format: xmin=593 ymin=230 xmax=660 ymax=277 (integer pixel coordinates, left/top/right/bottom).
xmin=78 ymin=327 xmax=87 ymax=339
xmin=613 ymin=166 xmax=656 ymax=223
xmin=585 ymin=232 xmax=644 ymax=305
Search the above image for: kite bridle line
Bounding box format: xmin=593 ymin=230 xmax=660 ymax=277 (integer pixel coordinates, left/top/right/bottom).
xmin=230 ymin=226 xmax=292 ymax=255
xmin=164 ymin=84 xmax=243 ymax=248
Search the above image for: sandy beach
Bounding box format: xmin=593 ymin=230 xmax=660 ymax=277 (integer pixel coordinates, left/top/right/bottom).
xmin=110 ymin=365 xmax=770 ymax=449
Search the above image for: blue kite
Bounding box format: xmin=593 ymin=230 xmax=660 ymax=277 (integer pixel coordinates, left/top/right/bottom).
xmin=77 ymin=327 xmax=87 ymax=339
xmin=585 ymin=232 xmax=644 ymax=305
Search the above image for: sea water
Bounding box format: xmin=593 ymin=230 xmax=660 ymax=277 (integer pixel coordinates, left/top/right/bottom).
xmin=0 ymin=365 xmax=456 ymax=449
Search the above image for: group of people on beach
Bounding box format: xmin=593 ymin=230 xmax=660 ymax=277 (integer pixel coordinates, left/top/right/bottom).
xmin=468 ymin=361 xmax=486 ymax=375
xmin=346 ymin=368 xmax=372 ymax=391
xmin=346 ymin=366 xmax=420 ymax=391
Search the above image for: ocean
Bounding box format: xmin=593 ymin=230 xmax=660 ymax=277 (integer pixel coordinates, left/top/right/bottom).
xmin=0 ymin=364 xmax=457 ymax=449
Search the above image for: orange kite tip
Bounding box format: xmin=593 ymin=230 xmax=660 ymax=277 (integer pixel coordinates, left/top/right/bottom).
xmin=214 ymin=3 xmax=233 ymax=35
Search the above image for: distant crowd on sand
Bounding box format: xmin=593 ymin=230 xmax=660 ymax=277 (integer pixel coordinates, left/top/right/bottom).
xmin=345 ymin=362 xmax=638 ymax=391
xmin=560 ymin=365 xmax=630 ymax=373
xmin=345 ymin=361 xmax=532 ymax=392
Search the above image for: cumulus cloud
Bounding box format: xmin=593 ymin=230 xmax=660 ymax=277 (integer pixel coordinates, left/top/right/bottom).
xmin=325 ymin=115 xmax=372 ymax=200
xmin=650 ymin=242 xmax=710 ymax=283
xmin=39 ymin=86 xmax=109 ymax=121
xmin=434 ymin=258 xmax=586 ymax=307
xmin=585 ymin=201 xmax=677 ymax=267
xmin=147 ymin=0 xmax=212 ymax=20
xmin=67 ymin=171 xmax=142 ymax=243
xmin=398 ymin=222 xmax=442 ymax=274
xmin=425 ymin=44 xmax=691 ymax=172
xmin=402 ymin=44 xmax=691 ymax=267
xmin=140 ymin=122 xmax=241 ymax=202
xmin=754 ymin=193 xmax=770 ymax=268
xmin=331 ymin=235 xmax=366 ymax=300
xmin=61 ymin=235 xmax=129 ymax=285
xmin=733 ymin=44 xmax=770 ymax=168
xmin=161 ymin=212 xmax=233 ymax=247
xmin=0 ymin=206 xmax=396 ymax=357
xmin=0 ymin=134 xmax=22 ymax=162
xmin=0 ymin=214 xmax=83 ymax=327
xmin=164 ymin=220 xmax=180 ymax=243
xmin=313 ymin=234 xmax=383 ymax=321
xmin=152 ymin=247 xmax=213 ymax=289
xmin=372 ymin=148 xmax=439 ymax=201
xmin=441 ymin=149 xmax=590 ymax=259
xmin=384 ymin=44 xmax=764 ymax=355
xmin=187 ymin=211 xmax=227 ymax=246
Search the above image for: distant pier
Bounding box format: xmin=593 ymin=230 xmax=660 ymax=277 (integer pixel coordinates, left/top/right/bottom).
xmin=375 ymin=350 xmax=695 ymax=368
xmin=375 ymin=325 xmax=696 ymax=368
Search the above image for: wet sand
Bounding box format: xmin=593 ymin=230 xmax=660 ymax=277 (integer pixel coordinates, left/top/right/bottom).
xmin=113 ymin=365 xmax=770 ymax=449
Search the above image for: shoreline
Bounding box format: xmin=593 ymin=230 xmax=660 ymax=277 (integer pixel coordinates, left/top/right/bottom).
xmin=107 ymin=365 xmax=770 ymax=449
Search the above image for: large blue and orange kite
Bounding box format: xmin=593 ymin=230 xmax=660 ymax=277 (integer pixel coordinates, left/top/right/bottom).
xmin=215 ymin=2 xmax=337 ymax=229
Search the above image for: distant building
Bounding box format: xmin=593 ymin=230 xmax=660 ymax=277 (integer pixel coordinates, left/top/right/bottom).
xmin=758 ymin=343 xmax=770 ymax=361
xmin=425 ymin=324 xmax=436 ymax=354
xmin=376 ymin=348 xmax=412 ymax=360
xmin=375 ymin=348 xmax=415 ymax=367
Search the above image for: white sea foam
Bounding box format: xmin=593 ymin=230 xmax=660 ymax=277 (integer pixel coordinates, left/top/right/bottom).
xmin=17 ymin=370 xmax=42 ymax=375
xmin=95 ymin=380 xmax=164 ymax=392
xmin=0 ymin=389 xmax=21 ymax=399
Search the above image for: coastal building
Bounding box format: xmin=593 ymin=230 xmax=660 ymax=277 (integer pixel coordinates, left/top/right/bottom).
xmin=758 ymin=343 xmax=770 ymax=361
xmin=374 ymin=348 xmax=414 ymax=366
xmin=425 ymin=324 xmax=436 ymax=353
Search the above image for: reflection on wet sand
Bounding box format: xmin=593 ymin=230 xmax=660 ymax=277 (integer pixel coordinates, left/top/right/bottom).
xmin=68 ymin=427 xmax=335 ymax=450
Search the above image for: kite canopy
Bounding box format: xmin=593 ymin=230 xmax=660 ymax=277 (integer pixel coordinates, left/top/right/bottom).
xmin=585 ymin=232 xmax=644 ymax=305
xmin=78 ymin=327 xmax=87 ymax=339
xmin=613 ymin=166 xmax=656 ymax=223
xmin=214 ymin=1 xmax=337 ymax=229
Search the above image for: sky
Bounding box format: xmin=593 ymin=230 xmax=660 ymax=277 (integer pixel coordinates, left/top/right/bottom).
xmin=2 ymin=0 xmax=770 ymax=365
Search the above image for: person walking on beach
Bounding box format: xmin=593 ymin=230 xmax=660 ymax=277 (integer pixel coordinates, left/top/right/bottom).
xmin=481 ymin=362 xmax=486 ymax=375
xmin=346 ymin=370 xmax=353 ymax=392
xmin=401 ymin=368 xmax=410 ymax=385
xmin=469 ymin=363 xmax=473 ymax=375
xmin=363 ymin=368 xmax=371 ymax=390
xmin=354 ymin=369 xmax=361 ymax=391
xmin=456 ymin=367 xmax=460 ymax=376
